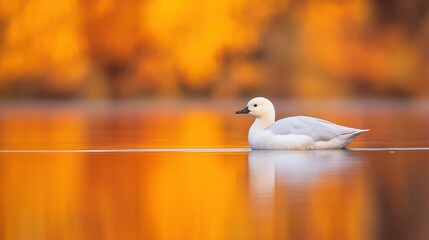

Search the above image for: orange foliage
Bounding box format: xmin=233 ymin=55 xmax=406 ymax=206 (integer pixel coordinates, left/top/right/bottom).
xmin=0 ymin=0 xmax=88 ymax=90
xmin=0 ymin=0 xmax=428 ymax=97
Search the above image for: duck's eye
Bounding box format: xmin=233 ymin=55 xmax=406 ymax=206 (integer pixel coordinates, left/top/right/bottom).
xmin=254 ymin=104 xmax=257 ymax=107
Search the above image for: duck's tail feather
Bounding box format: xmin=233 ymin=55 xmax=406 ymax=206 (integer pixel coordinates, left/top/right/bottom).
xmin=339 ymin=129 xmax=369 ymax=143
xmin=341 ymin=129 xmax=370 ymax=135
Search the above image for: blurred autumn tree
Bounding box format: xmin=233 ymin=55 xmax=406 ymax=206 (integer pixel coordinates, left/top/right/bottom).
xmin=0 ymin=0 xmax=428 ymax=99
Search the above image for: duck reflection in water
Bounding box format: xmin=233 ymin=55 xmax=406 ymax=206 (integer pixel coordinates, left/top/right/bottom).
xmin=247 ymin=150 xmax=370 ymax=240
xmin=248 ymin=150 xmax=361 ymax=195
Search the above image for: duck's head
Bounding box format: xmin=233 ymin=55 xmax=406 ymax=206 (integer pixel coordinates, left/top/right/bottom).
xmin=235 ymin=97 xmax=275 ymax=119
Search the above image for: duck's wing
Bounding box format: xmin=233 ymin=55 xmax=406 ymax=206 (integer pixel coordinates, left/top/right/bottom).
xmin=267 ymin=116 xmax=366 ymax=141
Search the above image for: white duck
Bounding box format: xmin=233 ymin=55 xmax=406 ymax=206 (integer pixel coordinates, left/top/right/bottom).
xmin=236 ymin=97 xmax=369 ymax=150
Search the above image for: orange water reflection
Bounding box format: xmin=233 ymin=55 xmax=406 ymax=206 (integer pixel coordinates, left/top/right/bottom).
xmin=1 ymin=100 xmax=429 ymax=239
xmin=1 ymin=99 xmax=429 ymax=150
xmin=248 ymin=151 xmax=370 ymax=240
xmin=2 ymin=151 xmax=429 ymax=239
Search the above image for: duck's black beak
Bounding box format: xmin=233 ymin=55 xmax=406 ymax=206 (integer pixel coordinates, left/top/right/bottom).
xmin=235 ymin=106 xmax=250 ymax=114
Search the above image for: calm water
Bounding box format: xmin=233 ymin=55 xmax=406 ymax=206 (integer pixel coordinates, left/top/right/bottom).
xmin=1 ymin=99 xmax=429 ymax=240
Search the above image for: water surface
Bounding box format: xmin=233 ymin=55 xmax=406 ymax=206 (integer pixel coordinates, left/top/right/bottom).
xmin=0 ymin=100 xmax=428 ymax=240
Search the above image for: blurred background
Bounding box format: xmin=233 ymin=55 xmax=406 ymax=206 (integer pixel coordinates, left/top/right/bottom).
xmin=1 ymin=0 xmax=428 ymax=100
xmin=2 ymin=1 xmax=429 ymax=240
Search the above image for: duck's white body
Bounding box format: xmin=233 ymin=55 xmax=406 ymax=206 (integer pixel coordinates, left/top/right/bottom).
xmin=236 ymin=97 xmax=368 ymax=150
